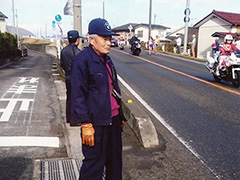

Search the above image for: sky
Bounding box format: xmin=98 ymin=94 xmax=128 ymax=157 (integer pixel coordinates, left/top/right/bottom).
xmin=0 ymin=0 xmax=239 ymax=37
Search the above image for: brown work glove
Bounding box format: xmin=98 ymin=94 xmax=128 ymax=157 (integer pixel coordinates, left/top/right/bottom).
xmin=81 ymin=123 xmax=95 ymax=146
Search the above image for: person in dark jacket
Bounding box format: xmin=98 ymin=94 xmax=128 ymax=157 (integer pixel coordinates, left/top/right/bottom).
xmin=60 ymin=30 xmax=81 ymax=126
xmin=71 ymin=18 xmax=124 ymax=180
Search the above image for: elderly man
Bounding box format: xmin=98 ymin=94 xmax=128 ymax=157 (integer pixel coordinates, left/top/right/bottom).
xmin=71 ymin=18 xmax=124 ymax=180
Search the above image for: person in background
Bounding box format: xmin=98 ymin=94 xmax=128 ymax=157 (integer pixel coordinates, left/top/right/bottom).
xmin=148 ymin=36 xmax=154 ymax=55
xmin=154 ymin=35 xmax=160 ymax=55
xmin=71 ymin=18 xmax=124 ymax=180
xmin=176 ymin=35 xmax=182 ymax=54
xmin=234 ymin=35 xmax=240 ymax=49
xmin=60 ymin=30 xmax=81 ymax=126
xmin=211 ymin=38 xmax=220 ymax=56
xmin=189 ymin=34 xmax=196 ymax=57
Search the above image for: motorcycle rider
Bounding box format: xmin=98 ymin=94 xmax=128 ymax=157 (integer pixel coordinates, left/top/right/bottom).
xmin=118 ymin=35 xmax=125 ymax=42
xmin=215 ymin=34 xmax=239 ymax=76
xmin=130 ymin=34 xmax=140 ymax=52
xmin=118 ymin=35 xmax=125 ymax=48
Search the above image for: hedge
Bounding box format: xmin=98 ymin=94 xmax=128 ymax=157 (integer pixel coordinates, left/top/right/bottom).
xmin=0 ymin=31 xmax=17 ymax=50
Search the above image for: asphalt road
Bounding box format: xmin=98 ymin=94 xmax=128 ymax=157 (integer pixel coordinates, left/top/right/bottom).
xmin=110 ymin=47 xmax=240 ymax=180
xmin=0 ymin=50 xmax=67 ymax=179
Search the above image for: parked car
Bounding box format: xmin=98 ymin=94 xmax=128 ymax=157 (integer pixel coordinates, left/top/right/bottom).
xmin=111 ymin=38 xmax=118 ymax=47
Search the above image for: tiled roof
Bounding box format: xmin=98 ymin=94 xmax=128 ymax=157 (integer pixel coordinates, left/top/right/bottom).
xmin=112 ymin=23 xmax=169 ymax=32
xmin=194 ymin=10 xmax=240 ymax=27
xmin=112 ymin=23 xmax=138 ymax=32
xmin=0 ymin=11 xmax=8 ymax=19
xmin=136 ymin=23 xmax=170 ymax=29
xmin=213 ymin=10 xmax=240 ymax=25
xmin=211 ymin=32 xmax=237 ymax=38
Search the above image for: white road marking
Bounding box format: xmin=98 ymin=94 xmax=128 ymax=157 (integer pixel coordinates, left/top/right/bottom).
xmin=0 ymin=136 xmax=59 ymax=147
xmin=0 ymin=100 xmax=16 ymax=122
xmin=18 ymin=77 xmax=39 ymax=84
xmin=118 ymin=75 xmax=221 ymax=179
xmin=0 ymin=77 xmax=38 ymax=122
xmin=52 ymin=73 xmax=60 ymax=76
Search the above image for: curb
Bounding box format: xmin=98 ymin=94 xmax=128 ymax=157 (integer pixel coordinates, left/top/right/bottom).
xmin=120 ymin=83 xmax=159 ymax=148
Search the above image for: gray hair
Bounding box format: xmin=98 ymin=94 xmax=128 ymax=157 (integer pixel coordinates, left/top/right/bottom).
xmin=88 ymin=34 xmax=98 ymax=41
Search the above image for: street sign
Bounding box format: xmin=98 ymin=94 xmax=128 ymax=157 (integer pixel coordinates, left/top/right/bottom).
xmin=52 ymin=23 xmax=56 ymax=28
xmin=128 ymin=24 xmax=133 ymax=32
xmin=184 ymin=8 xmax=191 ymax=16
xmin=55 ymin=14 xmax=62 ymax=22
xmin=64 ymin=0 xmax=73 ymax=16
xmin=184 ymin=17 xmax=190 ymax=23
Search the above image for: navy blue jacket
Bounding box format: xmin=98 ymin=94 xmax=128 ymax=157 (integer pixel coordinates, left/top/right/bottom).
xmin=60 ymin=43 xmax=80 ymax=80
xmin=71 ymin=45 xmax=121 ymax=126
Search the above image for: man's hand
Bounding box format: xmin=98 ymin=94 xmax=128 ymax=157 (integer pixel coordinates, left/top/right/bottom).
xmin=81 ymin=123 xmax=95 ymax=146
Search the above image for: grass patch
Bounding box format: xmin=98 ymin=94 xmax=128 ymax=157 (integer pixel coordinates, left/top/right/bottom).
xmin=21 ymin=38 xmax=56 ymax=47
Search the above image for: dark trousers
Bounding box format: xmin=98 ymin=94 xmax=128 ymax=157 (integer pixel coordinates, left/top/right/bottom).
xmin=65 ymin=79 xmax=77 ymax=124
xmin=79 ymin=115 xmax=122 ymax=180
xmin=177 ymin=46 xmax=181 ymax=54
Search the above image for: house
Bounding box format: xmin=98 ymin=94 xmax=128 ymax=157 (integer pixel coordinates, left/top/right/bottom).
xmin=112 ymin=23 xmax=170 ymax=43
xmin=0 ymin=11 xmax=8 ymax=33
xmin=193 ymin=10 xmax=240 ymax=59
xmin=112 ymin=23 xmax=137 ymax=44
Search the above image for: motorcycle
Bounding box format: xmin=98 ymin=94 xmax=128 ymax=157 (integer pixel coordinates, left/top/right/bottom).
xmin=119 ymin=40 xmax=125 ymax=50
xmin=206 ymin=50 xmax=240 ymax=87
xmin=131 ymin=40 xmax=141 ymax=56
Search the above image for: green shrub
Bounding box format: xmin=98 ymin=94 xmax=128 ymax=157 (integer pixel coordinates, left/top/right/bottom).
xmin=0 ymin=31 xmax=17 ymax=49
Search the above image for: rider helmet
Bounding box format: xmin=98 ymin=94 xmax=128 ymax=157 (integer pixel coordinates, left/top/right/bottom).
xmin=224 ymin=34 xmax=233 ymax=43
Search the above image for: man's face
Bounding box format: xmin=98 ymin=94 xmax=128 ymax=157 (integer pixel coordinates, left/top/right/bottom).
xmin=90 ymin=35 xmax=112 ymax=56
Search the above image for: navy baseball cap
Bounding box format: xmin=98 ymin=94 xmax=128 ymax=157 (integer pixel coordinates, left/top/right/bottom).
xmin=67 ymin=30 xmax=80 ymax=39
xmin=88 ymin=18 xmax=119 ymax=36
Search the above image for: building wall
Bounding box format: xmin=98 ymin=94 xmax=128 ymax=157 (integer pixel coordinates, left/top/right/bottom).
xmin=0 ymin=19 xmax=6 ymax=32
xmin=197 ymin=18 xmax=230 ymax=59
xmin=135 ymin=26 xmax=168 ymax=42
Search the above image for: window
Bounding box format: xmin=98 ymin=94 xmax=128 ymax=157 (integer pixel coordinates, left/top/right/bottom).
xmin=137 ymin=30 xmax=143 ymax=38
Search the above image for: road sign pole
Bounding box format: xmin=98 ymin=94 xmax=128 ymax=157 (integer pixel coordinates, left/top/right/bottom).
xmin=148 ymin=0 xmax=152 ymax=40
xmin=183 ymin=0 xmax=190 ymax=54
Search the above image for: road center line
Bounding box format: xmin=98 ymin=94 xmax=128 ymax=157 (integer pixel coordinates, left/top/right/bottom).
xmin=113 ymin=49 xmax=240 ymax=96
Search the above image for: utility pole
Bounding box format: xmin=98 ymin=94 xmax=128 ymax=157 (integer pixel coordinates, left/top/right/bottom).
xmin=148 ymin=0 xmax=152 ymax=39
xmin=12 ymin=0 xmax=15 ymax=35
xmin=183 ymin=0 xmax=190 ymax=54
xmin=103 ymin=2 xmax=105 ymax=19
xmin=73 ymin=0 xmax=82 ymax=46
xmin=16 ymin=9 xmax=19 ymax=47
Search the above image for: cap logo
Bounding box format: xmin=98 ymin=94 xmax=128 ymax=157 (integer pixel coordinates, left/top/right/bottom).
xmin=105 ymin=22 xmax=111 ymax=31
